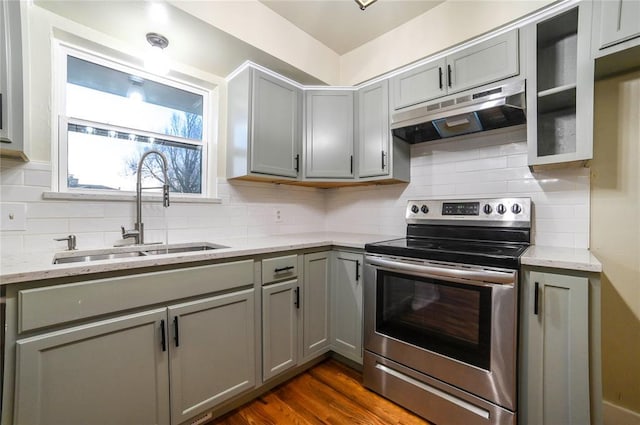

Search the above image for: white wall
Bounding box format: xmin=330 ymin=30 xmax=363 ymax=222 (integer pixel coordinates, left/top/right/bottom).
xmin=326 ymin=127 xmax=590 ymax=248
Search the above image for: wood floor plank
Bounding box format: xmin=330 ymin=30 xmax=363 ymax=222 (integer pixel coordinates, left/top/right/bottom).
xmin=309 ymin=360 xmax=431 ymax=425
xmin=211 ymin=359 xmax=431 ymax=425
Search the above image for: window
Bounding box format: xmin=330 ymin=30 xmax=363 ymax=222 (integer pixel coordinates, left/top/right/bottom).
xmin=58 ymin=48 xmax=209 ymax=196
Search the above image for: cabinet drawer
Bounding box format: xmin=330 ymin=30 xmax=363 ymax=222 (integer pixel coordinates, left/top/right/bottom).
xmin=262 ymin=255 xmax=298 ymax=284
xmin=18 ymin=260 xmax=254 ymax=333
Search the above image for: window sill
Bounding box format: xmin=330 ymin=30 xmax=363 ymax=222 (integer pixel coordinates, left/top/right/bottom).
xmin=42 ymin=191 xmax=222 ymax=204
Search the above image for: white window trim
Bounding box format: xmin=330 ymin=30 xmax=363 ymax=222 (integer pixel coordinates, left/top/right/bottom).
xmin=53 ymin=42 xmax=212 ymax=199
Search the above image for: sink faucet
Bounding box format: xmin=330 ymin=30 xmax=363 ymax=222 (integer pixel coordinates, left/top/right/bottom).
xmin=121 ymin=149 xmax=170 ymax=245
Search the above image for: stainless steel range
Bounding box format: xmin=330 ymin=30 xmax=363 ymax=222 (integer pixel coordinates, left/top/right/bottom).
xmin=363 ymin=197 xmax=531 ymax=425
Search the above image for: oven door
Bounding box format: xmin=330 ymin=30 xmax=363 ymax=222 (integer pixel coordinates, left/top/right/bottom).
xmin=363 ymin=254 xmax=518 ymax=411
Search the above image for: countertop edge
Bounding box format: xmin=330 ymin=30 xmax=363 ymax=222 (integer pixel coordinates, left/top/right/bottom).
xmin=521 ymin=246 xmax=602 ymax=273
xmin=0 ymin=233 xmax=397 ymax=286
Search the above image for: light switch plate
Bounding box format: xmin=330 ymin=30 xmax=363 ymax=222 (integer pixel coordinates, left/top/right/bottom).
xmin=1 ymin=203 xmax=27 ymax=231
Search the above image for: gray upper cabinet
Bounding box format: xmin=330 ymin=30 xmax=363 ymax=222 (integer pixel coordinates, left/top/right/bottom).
xmin=301 ymin=251 xmax=331 ymax=361
xmin=594 ymin=0 xmax=640 ymax=50
xmin=526 ymin=3 xmax=594 ymax=167
xmin=227 ymin=67 xmax=301 ymax=180
xmin=358 ymin=80 xmax=390 ymax=178
xmin=168 ymin=290 xmax=255 ymax=425
xmin=331 ymin=251 xmax=363 ymax=364
xmin=390 ymin=58 xmax=446 ymax=110
xmin=0 ymin=0 xmax=26 ymax=160
xmin=446 ymin=29 xmax=519 ymax=94
xmin=304 ymin=90 xmax=354 ymax=179
xmin=389 ymin=29 xmax=519 ymax=111
xmin=14 ymin=309 xmax=171 ymax=425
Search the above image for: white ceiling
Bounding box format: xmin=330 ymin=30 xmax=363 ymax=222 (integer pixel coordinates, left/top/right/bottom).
xmin=259 ymin=0 xmax=444 ymax=54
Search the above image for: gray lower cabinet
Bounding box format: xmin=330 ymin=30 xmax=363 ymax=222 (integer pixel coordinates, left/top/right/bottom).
xmin=262 ymin=279 xmax=299 ymax=381
xmin=168 ymin=289 xmax=255 ymax=424
xmin=301 ymin=251 xmax=331 ymax=360
xmin=14 ymin=308 xmax=171 ymax=425
xmin=331 ymin=251 xmax=363 ymax=364
xmin=304 ymin=90 xmax=354 ymax=179
xmin=14 ymin=289 xmax=255 ymax=425
xmin=519 ymin=268 xmax=601 ymax=425
xmin=227 ymin=67 xmax=301 ymax=180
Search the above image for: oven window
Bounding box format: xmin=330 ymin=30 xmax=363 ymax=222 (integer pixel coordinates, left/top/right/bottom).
xmin=375 ymin=270 xmax=491 ymax=370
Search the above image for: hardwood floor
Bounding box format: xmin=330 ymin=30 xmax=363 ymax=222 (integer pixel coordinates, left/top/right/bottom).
xmin=211 ymin=359 xmax=431 ymax=425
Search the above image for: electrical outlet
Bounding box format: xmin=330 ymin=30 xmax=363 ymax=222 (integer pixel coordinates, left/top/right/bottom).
xmin=1 ymin=203 xmax=27 ymax=231
xmin=275 ymin=209 xmax=282 ymax=223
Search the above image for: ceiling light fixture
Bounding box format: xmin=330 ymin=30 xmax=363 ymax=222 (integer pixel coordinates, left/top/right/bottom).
xmin=355 ymin=0 xmax=378 ymax=11
xmin=145 ymin=32 xmax=170 ymax=75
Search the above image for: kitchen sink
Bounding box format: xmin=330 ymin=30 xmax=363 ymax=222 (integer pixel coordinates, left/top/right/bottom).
xmin=53 ymin=242 xmax=228 ymax=264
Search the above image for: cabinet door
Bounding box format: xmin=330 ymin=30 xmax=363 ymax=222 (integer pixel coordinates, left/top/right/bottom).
xmin=251 ymin=70 xmax=301 ymax=178
xmin=0 ymin=0 xmax=25 ymax=158
xmin=168 ymin=289 xmax=255 ymax=424
xmin=390 ymin=58 xmax=446 ymax=110
xmin=331 ymin=251 xmax=364 ymax=364
xmin=14 ymin=309 xmax=170 ymax=425
xmin=520 ymin=271 xmax=590 ymax=425
xmin=305 ymin=90 xmax=354 ymax=178
xmin=302 ymin=251 xmax=331 ymax=360
xmin=262 ymin=279 xmax=299 ymax=381
xmin=598 ymin=0 xmax=640 ymax=49
xmin=358 ymin=81 xmax=390 ymax=178
xmin=447 ymin=29 xmax=519 ymax=94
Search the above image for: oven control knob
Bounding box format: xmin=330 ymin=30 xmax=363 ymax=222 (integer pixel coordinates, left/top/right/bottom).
xmin=511 ymin=203 xmax=522 ymax=214
xmin=421 ymin=205 xmax=429 ymax=214
xmin=411 ymin=205 xmax=419 ymax=214
xmin=496 ymin=204 xmax=506 ymax=215
xmin=483 ymin=204 xmax=492 ymax=215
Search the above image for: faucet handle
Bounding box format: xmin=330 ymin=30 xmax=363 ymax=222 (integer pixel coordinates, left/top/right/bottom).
xmin=54 ymin=234 xmax=77 ymax=251
xmin=121 ymin=226 xmax=140 ymax=240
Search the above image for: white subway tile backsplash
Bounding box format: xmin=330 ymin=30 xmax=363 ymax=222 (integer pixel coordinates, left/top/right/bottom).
xmin=1 ymin=130 xmax=591 ymax=256
xmin=24 ymin=169 xmax=52 ymax=188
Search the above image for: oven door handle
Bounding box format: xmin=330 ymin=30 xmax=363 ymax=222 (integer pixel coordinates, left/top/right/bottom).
xmin=366 ymin=256 xmax=516 ymax=285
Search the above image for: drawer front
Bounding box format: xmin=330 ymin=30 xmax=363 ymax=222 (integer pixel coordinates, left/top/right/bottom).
xmin=262 ymin=255 xmax=298 ymax=284
xmin=18 ymin=260 xmax=254 ymax=333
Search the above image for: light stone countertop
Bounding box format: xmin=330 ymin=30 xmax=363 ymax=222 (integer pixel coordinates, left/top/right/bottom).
xmin=0 ymin=232 xmax=401 ymax=286
xmin=1 ymin=233 xmax=602 ymax=285
xmin=521 ymin=245 xmax=602 ymax=273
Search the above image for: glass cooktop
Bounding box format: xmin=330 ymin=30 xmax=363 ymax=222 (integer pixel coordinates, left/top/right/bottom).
xmin=365 ymin=237 xmax=530 ymax=269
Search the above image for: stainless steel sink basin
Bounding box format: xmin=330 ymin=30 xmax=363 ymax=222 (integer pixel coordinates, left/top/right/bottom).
xmin=53 ymin=242 xmax=228 ymax=264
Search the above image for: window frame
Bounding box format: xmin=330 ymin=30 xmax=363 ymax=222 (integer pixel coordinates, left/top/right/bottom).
xmin=54 ymin=44 xmax=210 ymax=198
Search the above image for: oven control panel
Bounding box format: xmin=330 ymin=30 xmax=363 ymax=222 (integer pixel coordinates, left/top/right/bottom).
xmin=406 ymin=198 xmax=531 ymax=227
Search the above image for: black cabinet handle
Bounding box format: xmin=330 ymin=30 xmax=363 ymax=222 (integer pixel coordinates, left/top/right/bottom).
xmin=160 ymin=320 xmax=167 ymax=352
xmin=381 ymin=151 xmax=386 ymax=170
xmin=174 ymin=316 xmax=180 ymax=347
xmin=350 ymin=155 xmax=353 ymax=174
xmin=294 ymin=154 xmax=300 ymax=173
xmin=294 ymin=286 xmax=300 ymax=309
xmin=274 ymin=265 xmax=294 ymax=273
xmin=355 ymin=260 xmax=361 ymax=282
xmin=447 ymin=65 xmax=452 ymax=88
xmin=534 ymin=282 xmax=540 ymax=315
xmin=438 ymin=67 xmax=443 ymax=90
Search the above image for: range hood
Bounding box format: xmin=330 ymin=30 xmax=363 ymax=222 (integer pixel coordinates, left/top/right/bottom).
xmin=391 ymin=79 xmax=526 ymax=144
